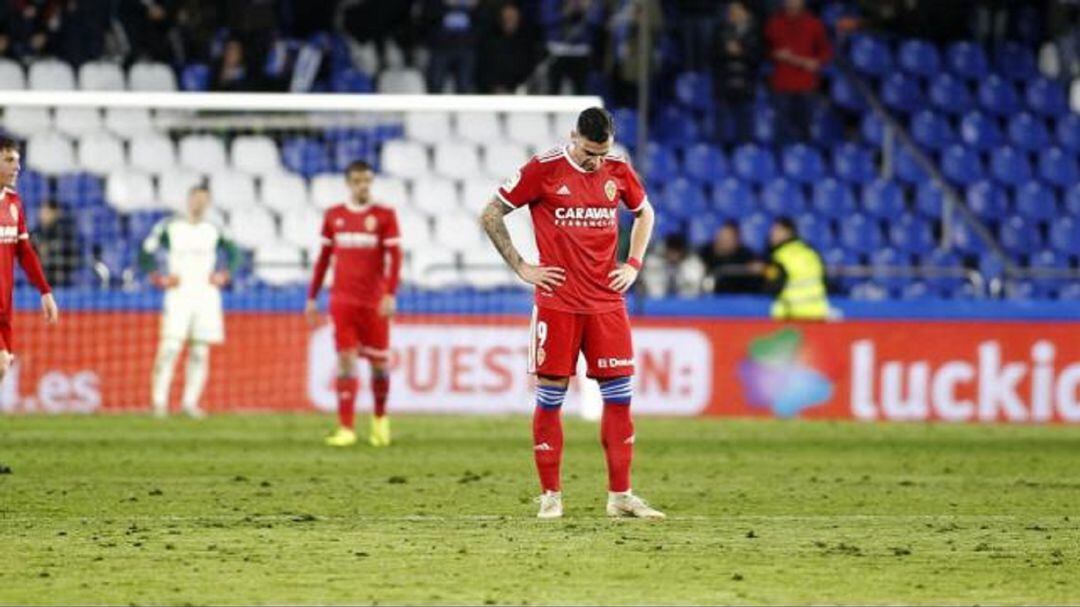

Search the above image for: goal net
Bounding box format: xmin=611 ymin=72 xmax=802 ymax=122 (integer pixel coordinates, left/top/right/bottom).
xmin=0 ymin=91 xmax=621 ymax=418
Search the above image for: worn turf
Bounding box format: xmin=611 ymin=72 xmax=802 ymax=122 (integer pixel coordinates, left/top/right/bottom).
xmin=1 ymin=414 xmax=1079 ymax=605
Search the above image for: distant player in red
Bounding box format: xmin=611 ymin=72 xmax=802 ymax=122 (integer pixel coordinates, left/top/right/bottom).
xmin=0 ymin=138 xmax=58 ymax=382
xmin=480 ymin=108 xmax=664 ymax=519
xmin=306 ymin=160 xmax=401 ymax=448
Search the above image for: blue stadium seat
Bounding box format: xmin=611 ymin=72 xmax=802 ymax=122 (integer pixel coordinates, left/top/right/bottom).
xmin=977 ymin=75 xmax=1021 ymax=116
xmin=839 ymin=213 xmax=883 ymax=254
xmin=656 ymin=106 xmax=702 ymax=146
xmin=1027 ymin=249 xmax=1067 ymax=295
xmin=941 ymin=144 xmax=984 ymax=186
xmin=56 ymin=172 xmax=104 ymax=207
xmin=928 ymin=73 xmax=974 ymax=115
xmin=898 ymin=39 xmax=940 ymax=78
xmin=919 ymin=248 xmax=965 ymax=293
xmin=795 ymin=214 xmax=835 ymax=250
xmin=739 ymin=212 xmax=772 ymax=251
xmin=850 ymin=34 xmax=893 ymax=77
xmin=889 ymin=214 xmax=935 ymax=253
xmin=811 ymin=177 xmax=857 ymax=218
xmin=76 ymin=206 xmax=122 ymax=244
xmin=899 ymin=281 xmax=937 ymax=300
xmin=895 ymin=146 xmax=930 ymax=184
xmin=282 ymin=137 xmax=331 ymax=178
xmin=333 ymin=137 xmax=373 ymax=172
xmin=781 ymin=144 xmax=826 ymax=184
xmin=823 ymin=246 xmax=860 ymax=268
xmin=331 ymin=68 xmax=374 ymax=93
xmin=832 ymin=143 xmax=876 ymax=185
xmin=128 ymin=210 xmax=170 ymax=240
xmin=644 ymin=142 xmax=680 ymax=186
xmin=751 ymin=102 xmax=778 ymax=144
xmin=946 ymin=41 xmax=990 ymax=80
xmin=181 ymin=64 xmax=210 ymax=91
xmin=761 ymin=178 xmax=807 ymax=216
xmin=732 ymin=144 xmax=777 ymax=184
xmin=675 ymin=72 xmax=712 ymax=111
xmin=687 ymin=212 xmax=722 ymax=248
xmin=915 ymin=181 xmax=946 ymax=219
xmin=966 ymin=180 xmax=1010 ymax=222
xmin=989 ymin=145 xmax=1032 ymax=187
xmin=948 ymin=218 xmax=987 ymax=255
xmin=1058 ymin=283 xmax=1080 ymax=300
xmin=910 ymin=110 xmax=955 ymax=151
xmin=999 ymin=216 xmax=1042 ymax=254
xmin=959 ymin=111 xmax=1003 ymax=150
xmin=809 ymin=106 xmax=842 ymax=146
xmin=859 ymin=113 xmax=885 ymax=147
xmin=1066 ymin=183 xmax=1080 ymax=215
xmin=880 ymin=72 xmax=924 ymax=114
xmin=1025 ymin=77 xmax=1068 ymax=117
xmin=1004 ymin=280 xmax=1037 ymax=301
xmin=1007 ymin=112 xmax=1051 ymax=152
xmin=996 ymin=41 xmax=1037 ymax=81
xmin=649 ymin=212 xmax=682 ymax=240
xmin=662 ymin=177 xmax=709 ymax=219
xmin=870 ymin=247 xmax=909 ymax=290
xmin=1056 ymin=113 xmax=1080 ymax=153
xmin=861 ymin=179 xmax=905 ymax=218
xmin=1049 ymin=217 xmax=1080 ymax=256
xmin=17 ymin=170 xmax=49 ymax=207
xmin=682 ymin=143 xmax=727 ymax=184
xmin=712 ymin=178 xmax=756 ymax=219
xmin=1014 ymin=180 xmax=1059 ymax=222
xmin=1037 ymin=146 xmax=1079 ymax=188
xmin=612 ymin=108 xmax=638 ymax=146
xmin=830 ymin=74 xmax=867 ymax=111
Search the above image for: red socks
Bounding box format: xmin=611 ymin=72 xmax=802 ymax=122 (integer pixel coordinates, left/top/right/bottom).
xmin=599 ymin=377 xmax=634 ymax=493
xmin=336 ymin=376 xmax=358 ymax=430
xmin=533 ymin=384 xmax=567 ymax=492
xmin=372 ymin=373 xmax=389 ymax=418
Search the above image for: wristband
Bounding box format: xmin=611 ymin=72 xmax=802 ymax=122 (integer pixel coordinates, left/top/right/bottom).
xmin=626 ymin=257 xmax=642 ymax=271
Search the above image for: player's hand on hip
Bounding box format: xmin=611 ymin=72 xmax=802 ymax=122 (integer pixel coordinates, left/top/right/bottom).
xmin=150 ymin=272 xmax=180 ymax=289
xmin=209 ymin=270 xmax=231 ymax=287
xmin=608 ymin=264 xmax=639 ymax=293
xmin=379 ymin=294 xmax=396 ymax=318
xmin=41 ymin=292 xmax=58 ymax=325
xmin=516 ymin=263 xmax=565 ymax=292
xmin=304 ymin=299 xmax=320 ymax=326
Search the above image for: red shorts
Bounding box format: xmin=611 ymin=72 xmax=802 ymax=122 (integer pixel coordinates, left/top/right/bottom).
xmin=330 ymin=301 xmax=390 ymax=360
xmin=528 ymin=305 xmax=634 ymax=379
xmin=0 ymin=319 xmax=12 ymax=352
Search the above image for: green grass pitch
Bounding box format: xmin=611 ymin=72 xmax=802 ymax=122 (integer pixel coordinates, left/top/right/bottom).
xmin=2 ymin=414 xmax=1079 ymax=605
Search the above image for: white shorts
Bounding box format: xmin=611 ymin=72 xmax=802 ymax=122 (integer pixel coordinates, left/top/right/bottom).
xmin=161 ymin=289 xmax=224 ymax=344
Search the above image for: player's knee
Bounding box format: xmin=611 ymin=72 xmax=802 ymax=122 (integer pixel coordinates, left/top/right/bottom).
xmin=0 ymin=351 xmax=11 ymax=378
xmin=537 ymin=375 xmax=570 ymax=389
xmin=188 ymin=343 xmax=209 ymax=362
xmin=337 ymin=350 xmax=358 ymax=376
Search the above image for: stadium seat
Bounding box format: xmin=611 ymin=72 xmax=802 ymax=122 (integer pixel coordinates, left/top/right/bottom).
xmin=76 ymin=206 xmax=123 ymax=244
xmin=687 ymin=212 xmax=723 ymax=249
xmin=910 ymin=110 xmax=955 ymax=151
xmin=682 ymin=144 xmax=727 ymax=184
xmin=395 ymin=208 xmax=432 ymax=245
xmin=55 ymin=107 xmax=103 ymax=137
xmin=780 ymin=144 xmax=825 ymax=184
xmin=850 ymin=34 xmax=893 ymax=77
xmin=1049 ymin=217 xmax=1080 ymax=255
xmin=105 ymin=170 xmax=157 ymax=212
xmin=996 ymin=41 xmax=1038 ymax=81
xmin=104 ymin=107 xmax=153 ymax=138
xmin=989 ymin=145 xmax=1032 ymax=187
xmin=946 ymin=41 xmax=990 ymax=80
xmin=941 ymin=144 xmax=985 ymax=186
xmin=209 ymin=171 xmax=258 ymax=212
xmin=26 ymin=132 xmax=76 ymax=175
xmin=711 ymin=178 xmax=756 ymax=218
xmin=433 ymin=141 xmax=481 ymax=178
xmin=1025 ymin=77 xmax=1068 ymax=117
xmin=330 ymin=67 xmax=373 ymax=93
xmin=310 ymin=173 xmax=350 ymax=209
xmin=809 ymin=106 xmax=843 ymax=146
xmin=611 ymin=108 xmax=638 ymax=145
xmin=232 ymin=135 xmax=283 ymax=176
xmin=181 ymin=64 xmax=211 ymax=91
xmin=662 ymin=177 xmax=709 ymax=219
xmin=377 ymin=68 xmax=426 ymax=94
xmin=894 ymin=146 xmax=930 ymax=184
xmin=0 ymin=59 xmax=25 ymax=89
xmin=480 ymin=141 xmax=529 ymax=179
xmin=761 ymin=178 xmax=806 ymax=216
xmin=411 ymin=177 xmax=461 ymax=216
xmin=56 ymin=172 xmax=104 ymax=207
xmin=928 ymin=73 xmax=974 ymax=115
xmin=947 ymin=217 xmax=986 ymax=255
xmin=253 ymin=242 xmax=306 ymax=287
xmin=434 ymin=213 xmax=483 ymax=252
xmin=731 ymin=144 xmax=776 ymax=184
xmin=409 ymin=247 xmax=460 ymax=289
xmin=966 ymin=180 xmax=1010 ymax=222
xmin=643 ymin=142 xmax=679 ymax=185
xmin=958 ymin=111 xmax=1004 ymax=150
xmin=829 ymin=73 xmax=867 ymax=111
xmin=832 ymin=143 xmax=876 ymax=184
xmin=78 ymin=61 xmax=125 ymax=90
xmin=898 ymin=39 xmax=940 ymax=78
xmin=455 ymin=112 xmax=502 ymax=145
xmin=461 ymin=249 xmax=517 ymax=289
xmin=128 ymin=62 xmax=177 ymax=91
xmin=157 ymin=169 xmax=202 ymax=209
xmin=795 ymin=214 xmax=834 ymax=250
xmin=179 ymin=134 xmax=229 ymax=174
xmin=1006 ymin=112 xmax=1051 ymax=151
xmin=999 ymin=216 xmax=1041 ymax=254
xmin=331 ymin=136 xmax=374 ymax=173
xmin=229 ymin=207 xmax=279 ymax=249
xmin=1027 ymin=249 xmax=1067 ymax=292
xmin=839 ymin=213 xmax=883 ymax=254
xmin=129 ymin=133 xmax=177 ymax=174
xmin=861 ymin=179 xmax=905 ymax=218
xmin=1066 ymin=183 xmax=1080 ymax=215
xmin=738 ymin=212 xmax=771 ymax=251
xmin=870 ymin=247 xmax=909 ymax=290
xmin=674 ymin=71 xmax=712 ymax=111
xmin=1056 ymin=113 xmax=1080 ymax=153
xmin=505 ymin=112 xmax=555 ymax=150
xmin=811 ymin=177 xmax=857 ymax=218
xmin=859 ymin=113 xmax=885 ymax=147
xmin=977 ymin=75 xmax=1021 ymax=116
xmin=880 ymin=72 xmax=924 ymax=114
xmin=127 ymin=210 xmax=170 ymax=241
xmin=77 ymin=132 xmax=126 ymax=175
xmin=460 ymin=177 xmax=498 ymax=212
xmin=379 ymin=140 xmax=430 ymax=180
xmin=2 ymin=106 xmax=51 ymax=138
xmin=1037 ymin=146 xmax=1079 ymax=188
xmin=1014 ymin=180 xmax=1058 ymax=222
xmin=279 ymin=207 xmax=323 ymax=249
xmin=888 ymin=214 xmax=935 ymax=253
xmin=751 ymin=103 xmax=778 ymax=144
xmin=260 ymin=173 xmax=311 ymax=213
xmin=28 ymin=59 xmax=76 ymax=90
xmin=405 ymin=111 xmax=453 ymax=145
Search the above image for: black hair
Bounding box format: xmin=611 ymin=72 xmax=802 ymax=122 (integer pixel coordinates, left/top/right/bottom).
xmin=0 ymin=137 xmax=18 ymax=153
xmin=665 ymin=233 xmax=688 ymax=252
xmin=189 ymin=184 xmax=210 ymax=196
xmin=721 ymin=219 xmax=740 ymax=231
xmin=576 ymin=107 xmax=614 ymax=144
xmin=345 ymin=159 xmax=374 ymax=177
xmin=773 ymin=215 xmax=798 ymax=238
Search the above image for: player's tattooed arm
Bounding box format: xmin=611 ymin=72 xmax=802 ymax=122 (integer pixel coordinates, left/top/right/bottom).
xmin=480 ymin=198 xmax=565 ymax=292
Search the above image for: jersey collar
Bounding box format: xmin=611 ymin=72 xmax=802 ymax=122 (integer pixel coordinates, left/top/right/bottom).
xmin=562 ymin=146 xmax=591 ymax=174
xmin=345 ymin=200 xmax=373 ymax=212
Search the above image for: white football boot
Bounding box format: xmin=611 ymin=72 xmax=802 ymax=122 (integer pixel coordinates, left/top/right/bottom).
xmin=606 ymin=491 xmax=666 ymax=519
xmin=536 ymin=490 xmax=563 ymax=519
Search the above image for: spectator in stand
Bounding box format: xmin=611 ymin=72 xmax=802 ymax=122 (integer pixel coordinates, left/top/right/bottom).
xmin=341 ymin=0 xmax=419 ymax=69
xmin=35 ymin=200 xmax=79 ymax=288
xmin=224 ymin=0 xmax=278 ymax=88
xmin=673 ymin=0 xmax=719 ymax=71
xmin=701 ymin=221 xmax=763 ymax=295
xmin=0 ymin=3 xmax=12 ymax=60
xmin=712 ymin=1 xmax=761 ymax=143
xmin=423 ymin=0 xmax=480 ymax=93
xmin=211 ymin=38 xmax=253 ymax=91
xmin=546 ymin=0 xmax=598 ymax=95
xmin=57 ymin=0 xmax=110 ymax=66
xmin=642 ymin=233 xmax=706 ymax=298
xmin=476 ymin=2 xmax=541 ymax=93
xmin=119 ymin=0 xmax=180 ymax=63
xmin=9 ymin=0 xmax=63 ymax=60
xmin=176 ymin=0 xmax=222 ymax=64
xmin=764 ymin=0 xmax=832 ymax=143
xmin=604 ymin=0 xmax=662 ymax=107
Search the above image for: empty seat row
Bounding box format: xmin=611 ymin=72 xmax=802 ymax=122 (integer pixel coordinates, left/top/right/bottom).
xmin=0 ymin=59 xmax=176 ymax=92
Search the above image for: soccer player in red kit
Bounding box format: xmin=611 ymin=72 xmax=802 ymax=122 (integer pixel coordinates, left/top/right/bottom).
xmin=306 ymin=160 xmax=401 ymax=448
xmin=0 ymin=138 xmax=59 ymax=381
xmin=480 ymin=108 xmax=664 ymax=519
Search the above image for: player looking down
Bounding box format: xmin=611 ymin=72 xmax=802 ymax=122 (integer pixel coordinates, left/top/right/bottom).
xmin=480 ymin=107 xmax=665 ymax=519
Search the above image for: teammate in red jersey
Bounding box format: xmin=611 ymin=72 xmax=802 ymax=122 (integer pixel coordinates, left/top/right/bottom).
xmin=0 ymin=138 xmax=58 ymax=382
xmin=480 ymin=107 xmax=664 ymax=519
xmin=307 ymin=160 xmax=402 ymax=447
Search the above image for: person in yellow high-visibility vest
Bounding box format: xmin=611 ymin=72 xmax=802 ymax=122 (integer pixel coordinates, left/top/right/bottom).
xmin=764 ymin=217 xmax=830 ymax=321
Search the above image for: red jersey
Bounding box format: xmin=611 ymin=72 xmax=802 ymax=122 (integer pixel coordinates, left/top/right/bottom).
xmin=0 ymin=188 xmax=50 ymax=319
xmin=497 ymin=146 xmax=648 ymax=313
xmin=313 ymin=201 xmax=401 ymax=308
xmin=765 ymin=11 xmax=832 ymax=93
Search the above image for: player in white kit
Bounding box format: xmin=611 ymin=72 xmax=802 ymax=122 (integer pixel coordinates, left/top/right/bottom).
xmin=139 ymin=185 xmax=241 ymax=418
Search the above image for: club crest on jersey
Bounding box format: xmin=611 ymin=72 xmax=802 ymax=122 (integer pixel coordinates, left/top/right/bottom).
xmin=536 ymin=346 xmax=546 ymax=366
xmin=604 ymin=179 xmax=617 ymax=202
xmin=364 ymin=215 xmax=377 ymax=231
